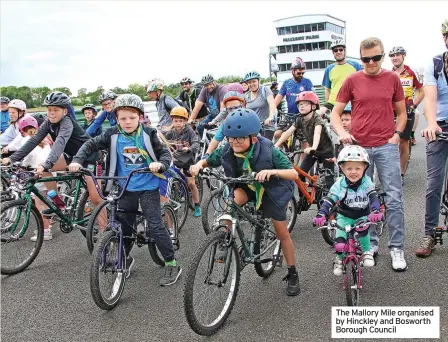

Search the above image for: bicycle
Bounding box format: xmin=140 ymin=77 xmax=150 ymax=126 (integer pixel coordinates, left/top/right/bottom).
xmin=88 ymin=167 xmax=178 ymax=310
xmin=184 ymin=169 xmax=285 ymax=335
xmin=0 ymin=164 xmax=93 ymax=275
xmin=318 ymin=218 xmax=377 ymax=306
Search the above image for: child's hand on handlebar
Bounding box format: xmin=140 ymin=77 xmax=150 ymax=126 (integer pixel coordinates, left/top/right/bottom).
xmin=36 ymin=165 xmax=45 ymax=176
xmin=368 ymin=211 xmax=383 ymax=223
xmin=149 ymin=162 xmax=163 ymax=173
xmin=304 ymin=147 xmax=315 ymax=155
xmin=68 ymin=163 xmax=82 ymax=173
xmin=189 ymin=163 xmax=202 ymax=177
xmin=313 ymin=214 xmax=327 ymax=227
xmin=255 ymin=169 xmax=277 ymax=182
xmin=1 ymin=157 xmax=10 ymax=165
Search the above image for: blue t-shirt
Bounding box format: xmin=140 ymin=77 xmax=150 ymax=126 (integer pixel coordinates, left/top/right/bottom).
xmin=0 ymin=110 xmax=9 ymax=133
xmin=87 ymin=110 xmax=117 ymax=136
xmin=116 ymin=131 xmax=159 ymax=191
xmin=424 ymin=56 xmax=448 ymax=121
xmin=214 ymin=123 xmax=225 ymax=142
xmin=279 ymin=78 xmax=314 ymax=114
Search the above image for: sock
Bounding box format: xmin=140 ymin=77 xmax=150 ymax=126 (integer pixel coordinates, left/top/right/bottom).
xmin=287 ymin=265 xmax=297 ymax=274
xmin=165 ymin=259 xmax=177 ymax=267
xmin=194 ymin=203 xmax=200 ymax=208
xmin=411 ymin=131 xmax=415 ymax=138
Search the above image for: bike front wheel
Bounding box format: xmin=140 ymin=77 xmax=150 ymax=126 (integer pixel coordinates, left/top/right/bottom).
xmin=85 ymin=200 xmax=110 ymax=254
xmin=184 ymin=230 xmax=241 ymax=336
xmin=90 ymin=230 xmax=126 ymax=310
xmin=345 ymin=261 xmax=360 ymax=306
xmin=254 ymin=224 xmax=282 ymax=278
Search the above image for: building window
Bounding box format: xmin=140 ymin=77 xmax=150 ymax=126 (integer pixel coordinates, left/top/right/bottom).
xmin=293 ymin=44 xmax=299 ymax=52
xmin=312 ymin=42 xmax=319 ymax=50
xmin=317 ymin=22 xmax=324 ymax=31
xmin=305 ymin=24 xmax=311 ymax=32
xmin=286 ymin=45 xmax=292 ymax=53
xmin=299 ymin=25 xmax=305 ymax=33
xmin=292 ymin=25 xmax=298 ymax=34
xmin=299 ymin=43 xmax=305 ymax=52
xmin=279 ymin=45 xmax=286 ymax=53
xmin=312 ymin=61 xmax=319 ymax=69
xmin=305 ymin=62 xmax=312 ymax=69
xmin=319 ymin=42 xmax=325 ymax=50
xmin=311 ymin=23 xmax=318 ymax=31
xmin=319 ymin=61 xmax=326 ymax=69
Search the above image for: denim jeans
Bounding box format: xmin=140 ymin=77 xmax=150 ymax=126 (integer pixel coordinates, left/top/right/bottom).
xmin=365 ymin=142 xmax=405 ymax=250
xmin=197 ymin=114 xmax=213 ymax=138
xmin=425 ymin=122 xmax=448 ymax=235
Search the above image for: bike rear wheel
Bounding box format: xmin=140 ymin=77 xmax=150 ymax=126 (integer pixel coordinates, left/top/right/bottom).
xmin=286 ymin=196 xmax=298 ymax=233
xmin=170 ymin=178 xmax=189 ymax=232
xmin=1 ymin=200 xmax=44 ymax=275
xmin=90 ymin=230 xmax=126 ymax=310
xmin=184 ymin=230 xmax=240 ymax=336
xmin=345 ymin=261 xmax=360 ymax=306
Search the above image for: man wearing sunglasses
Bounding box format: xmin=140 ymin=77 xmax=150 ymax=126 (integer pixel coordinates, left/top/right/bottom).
xmin=389 ymin=46 xmax=424 ymax=184
xmin=331 ymin=37 xmax=408 ymax=272
xmin=416 ymin=18 xmax=448 ymax=258
xmin=178 ymin=77 xmax=207 ymax=120
xmin=322 ymin=39 xmax=362 ymax=118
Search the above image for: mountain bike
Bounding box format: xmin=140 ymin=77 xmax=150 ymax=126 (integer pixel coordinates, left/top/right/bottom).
xmin=87 ymin=167 xmax=177 ymax=310
xmin=184 ymin=169 xmax=284 ymax=335
xmin=0 ymin=164 xmax=93 ymax=275
xmin=319 ymin=219 xmax=377 ymax=306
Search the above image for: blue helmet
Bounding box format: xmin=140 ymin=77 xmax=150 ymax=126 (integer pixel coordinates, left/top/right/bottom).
xmin=223 ymin=108 xmax=261 ymax=137
xmin=243 ymin=71 xmax=261 ymax=82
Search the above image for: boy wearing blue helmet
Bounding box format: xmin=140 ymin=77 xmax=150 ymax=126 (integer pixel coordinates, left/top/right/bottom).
xmin=190 ymin=108 xmax=300 ymax=296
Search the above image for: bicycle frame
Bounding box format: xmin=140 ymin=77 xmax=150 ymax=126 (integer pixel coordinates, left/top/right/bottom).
xmin=342 ymin=233 xmax=364 ymax=290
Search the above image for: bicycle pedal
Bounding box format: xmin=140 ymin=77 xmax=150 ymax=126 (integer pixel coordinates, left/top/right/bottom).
xmin=272 ymin=253 xmax=283 ymax=267
xmin=172 ymin=239 xmax=180 ymax=251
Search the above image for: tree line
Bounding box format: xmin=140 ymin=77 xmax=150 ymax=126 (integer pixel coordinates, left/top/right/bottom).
xmin=0 ymin=76 xmax=276 ymax=109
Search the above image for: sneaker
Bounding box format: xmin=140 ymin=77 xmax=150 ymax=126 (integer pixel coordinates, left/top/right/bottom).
xmin=362 ymin=251 xmax=375 ymax=267
xmin=390 ymin=248 xmax=407 ymax=271
xmin=282 ymin=269 xmax=300 ymax=296
xmin=125 ymin=256 xmax=135 ymax=279
xmin=370 ymin=246 xmax=379 ymax=258
xmin=159 ymin=265 xmax=182 ymax=286
xmin=415 ymin=236 xmax=436 ymax=258
xmin=411 ymin=137 xmax=416 ymax=146
xmin=30 ymin=228 xmax=52 ymax=241
xmin=333 ymin=257 xmax=343 ymax=276
xmin=193 ymin=206 xmax=202 ymax=217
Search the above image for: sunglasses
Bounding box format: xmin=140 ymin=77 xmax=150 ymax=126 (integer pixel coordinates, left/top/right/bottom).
xmin=333 ymin=48 xmax=344 ymax=53
xmin=228 ymin=136 xmax=248 ymax=144
xmin=360 ymin=54 xmax=384 ymax=63
xmin=295 ymin=72 xmax=305 ymax=75
xmin=226 ymin=105 xmax=242 ymax=112
xmin=181 ymin=82 xmax=190 ymax=86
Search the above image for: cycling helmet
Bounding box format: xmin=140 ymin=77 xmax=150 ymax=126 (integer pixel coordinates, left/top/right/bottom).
xmin=114 ymin=94 xmax=144 ymax=114
xmin=43 ymin=91 xmax=71 ymax=108
xmin=227 ymin=82 xmax=244 ymax=94
xmin=180 ymin=77 xmax=193 ymax=84
xmin=18 ymin=116 xmax=38 ymax=133
xmin=295 ymin=91 xmax=320 ymax=109
xmin=270 ymin=81 xmax=278 ymax=89
xmin=342 ymin=102 xmax=352 ymax=113
xmin=146 ymin=79 xmax=165 ymax=92
xmin=8 ymin=99 xmax=27 ymax=111
xmin=223 ymin=108 xmax=261 ymax=138
xmin=32 ymin=113 xmax=46 ymax=126
xmin=223 ymin=91 xmax=245 ymax=106
xmin=291 ymin=57 xmax=305 ymax=69
xmin=201 ymin=74 xmax=214 ymax=85
xmin=98 ymin=91 xmax=117 ymax=103
xmin=0 ymin=96 xmax=10 ymax=104
xmin=239 ymin=79 xmax=247 ymax=84
xmin=389 ymin=46 xmax=406 ymax=56
xmin=337 ymin=145 xmax=370 ymax=167
xmin=330 ymin=39 xmax=346 ymax=50
xmin=442 ymin=18 xmax=448 ymax=35
xmin=243 ymin=71 xmax=261 ymax=82
xmin=170 ymin=106 xmax=189 ymax=120
xmin=81 ymin=103 xmax=97 ymax=113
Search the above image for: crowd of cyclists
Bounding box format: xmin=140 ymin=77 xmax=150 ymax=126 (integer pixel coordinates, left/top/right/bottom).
xmin=1 ymin=18 xmax=448 ymax=300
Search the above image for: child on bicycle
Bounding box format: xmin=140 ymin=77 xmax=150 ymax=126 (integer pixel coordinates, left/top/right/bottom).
xmin=69 ymin=94 xmax=182 ymax=286
xmin=81 ymin=104 xmax=102 ymax=137
xmin=86 ymin=91 xmax=118 ymax=136
xmin=274 ymin=91 xmax=335 ymax=189
xmin=2 ymin=92 xmax=103 ymax=241
xmin=313 ymin=145 xmax=382 ymax=275
xmin=0 ymin=99 xmax=28 ymax=153
xmin=190 ymin=108 xmax=300 ymax=296
xmin=164 ymin=107 xmax=201 ymax=217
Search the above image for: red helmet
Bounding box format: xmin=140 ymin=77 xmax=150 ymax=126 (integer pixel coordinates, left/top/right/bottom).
xmin=295 ymin=91 xmax=320 ymax=109
xmin=18 ymin=115 xmax=38 ymax=133
xmin=227 ymin=82 xmax=244 ymax=94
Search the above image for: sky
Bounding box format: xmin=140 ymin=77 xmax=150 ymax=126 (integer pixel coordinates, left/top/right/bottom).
xmin=1 ymin=0 xmax=447 ymax=95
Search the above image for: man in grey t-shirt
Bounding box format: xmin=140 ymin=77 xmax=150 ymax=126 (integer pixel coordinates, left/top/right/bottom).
xmin=188 ymin=74 xmax=228 ymax=137
xmin=147 ymin=78 xmax=180 ymax=132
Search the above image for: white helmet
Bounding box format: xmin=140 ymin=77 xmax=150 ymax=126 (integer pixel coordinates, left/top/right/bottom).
xmin=8 ymin=99 xmax=27 ymax=111
xmin=146 ymin=79 xmax=165 ymax=92
xmin=330 ymin=39 xmax=346 ymax=50
xmin=337 ymin=145 xmax=370 ymax=166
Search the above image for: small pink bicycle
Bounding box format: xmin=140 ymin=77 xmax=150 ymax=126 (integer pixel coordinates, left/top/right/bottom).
xmin=320 ymin=218 xmax=376 ymax=306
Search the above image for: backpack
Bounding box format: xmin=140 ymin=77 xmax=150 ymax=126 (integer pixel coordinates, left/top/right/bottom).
xmin=433 ymin=52 xmax=447 ymax=83
xmin=163 ymin=94 xmax=189 ymax=114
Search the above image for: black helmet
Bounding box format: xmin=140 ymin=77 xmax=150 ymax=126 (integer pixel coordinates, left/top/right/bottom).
xmin=31 ymin=113 xmax=46 ymax=126
xmin=43 ymin=91 xmax=71 ymax=108
xmin=81 ymin=103 xmax=97 ymax=113
xmin=270 ymin=81 xmax=278 ymax=89
xmin=0 ymin=96 xmax=10 ymax=104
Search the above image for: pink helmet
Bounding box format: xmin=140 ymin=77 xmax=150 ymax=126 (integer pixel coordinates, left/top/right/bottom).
xmin=295 ymin=91 xmax=320 ymax=109
xmin=18 ymin=115 xmax=38 ymax=133
xmin=227 ymin=82 xmax=244 ymax=94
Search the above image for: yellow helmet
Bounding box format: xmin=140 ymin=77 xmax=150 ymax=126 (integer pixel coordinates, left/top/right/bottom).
xmin=170 ymin=106 xmax=189 ymax=120
xmin=442 ymin=18 xmax=448 ymax=35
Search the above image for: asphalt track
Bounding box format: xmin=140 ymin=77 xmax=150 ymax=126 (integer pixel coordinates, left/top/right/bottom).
xmin=2 ymin=117 xmax=448 ymax=342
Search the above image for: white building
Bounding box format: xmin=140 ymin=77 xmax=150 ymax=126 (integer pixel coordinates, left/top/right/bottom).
xmin=273 ymin=14 xmax=359 ymax=86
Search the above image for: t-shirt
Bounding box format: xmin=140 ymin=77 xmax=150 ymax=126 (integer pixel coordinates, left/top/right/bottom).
xmin=116 ymin=132 xmax=159 ymax=191
xmin=327 ymin=176 xmax=375 ymax=210
xmin=393 ymin=65 xmax=423 ymax=110
xmin=336 ymin=70 xmax=404 ymax=147
xmin=424 ymin=55 xmax=448 ymax=121
xmin=156 ymin=95 xmax=180 ymax=128
xmin=293 ymin=113 xmax=334 ymax=156
xmin=322 ymin=60 xmax=363 ymax=105
xmin=179 ymin=88 xmax=208 ymax=119
xmin=197 ymin=84 xmax=228 ymax=117
xmin=245 ymin=86 xmax=274 ymax=124
xmin=279 ymin=78 xmax=314 ymax=114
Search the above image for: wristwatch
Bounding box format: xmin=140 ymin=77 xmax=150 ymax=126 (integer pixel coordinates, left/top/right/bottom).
xmin=394 ymin=130 xmax=404 ymax=138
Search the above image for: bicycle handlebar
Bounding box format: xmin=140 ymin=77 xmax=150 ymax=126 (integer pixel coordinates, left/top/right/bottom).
xmin=319 ymin=218 xmax=376 ymax=233
xmin=200 ymin=168 xmax=278 ymax=185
